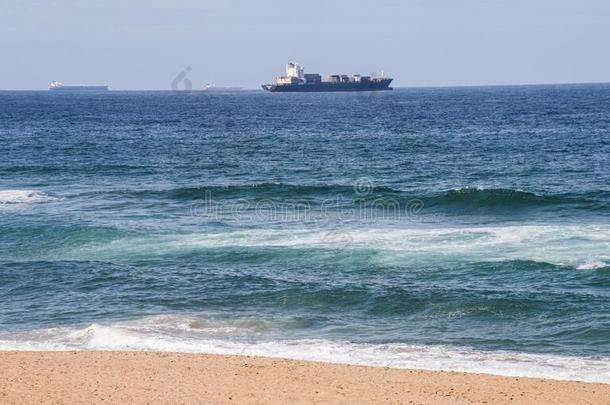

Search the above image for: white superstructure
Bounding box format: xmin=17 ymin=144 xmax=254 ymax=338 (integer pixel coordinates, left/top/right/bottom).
xmin=286 ymin=62 xmax=304 ymax=80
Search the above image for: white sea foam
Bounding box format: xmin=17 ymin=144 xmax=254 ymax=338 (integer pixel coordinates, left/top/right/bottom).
xmin=0 ymin=189 xmax=60 ymax=204
xmin=577 ymin=260 xmax=609 ymax=271
xmin=43 ymin=224 xmax=610 ymax=269
xmin=0 ymin=315 xmax=608 ymax=383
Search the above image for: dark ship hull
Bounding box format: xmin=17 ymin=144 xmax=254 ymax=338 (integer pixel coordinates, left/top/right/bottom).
xmin=262 ymin=78 xmax=392 ymax=92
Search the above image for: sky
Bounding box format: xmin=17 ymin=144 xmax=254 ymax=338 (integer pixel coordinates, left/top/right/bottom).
xmin=1 ymin=0 xmax=609 ymax=90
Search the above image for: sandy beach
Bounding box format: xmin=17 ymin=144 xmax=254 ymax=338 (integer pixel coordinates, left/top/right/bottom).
xmin=0 ymin=352 xmax=608 ymax=404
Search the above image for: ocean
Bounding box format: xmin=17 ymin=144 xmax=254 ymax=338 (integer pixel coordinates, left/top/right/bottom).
xmin=0 ymin=85 xmax=609 ymax=382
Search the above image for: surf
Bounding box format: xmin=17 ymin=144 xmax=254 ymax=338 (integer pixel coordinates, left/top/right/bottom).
xmin=1 ymin=315 xmax=608 ymax=383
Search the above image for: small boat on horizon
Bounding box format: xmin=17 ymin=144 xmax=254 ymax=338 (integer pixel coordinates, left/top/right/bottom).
xmin=202 ymin=84 xmax=244 ymax=92
xmin=49 ymin=81 xmax=109 ymax=91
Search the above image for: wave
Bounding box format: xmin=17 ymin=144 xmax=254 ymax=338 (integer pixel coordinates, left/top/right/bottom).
xmin=418 ymin=187 xmax=610 ymax=214
xmin=1 ymin=314 xmax=608 ymax=383
xmin=0 ymin=189 xmax=61 ymax=204
xmin=171 ymin=183 xmax=388 ymax=199
xmin=425 ymin=187 xmax=557 ymax=209
xmin=76 ymin=185 xmax=608 ymax=214
xmin=83 ymin=183 xmax=397 ymax=201
xmin=4 ymin=223 xmax=609 ymax=270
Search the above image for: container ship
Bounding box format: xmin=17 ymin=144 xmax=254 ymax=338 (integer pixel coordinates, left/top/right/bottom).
xmin=262 ymin=62 xmax=392 ymax=92
xmin=49 ymin=81 xmax=109 ymax=91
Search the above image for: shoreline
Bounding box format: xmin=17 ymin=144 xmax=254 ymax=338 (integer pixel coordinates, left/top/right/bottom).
xmin=1 ymin=351 xmax=608 ymax=404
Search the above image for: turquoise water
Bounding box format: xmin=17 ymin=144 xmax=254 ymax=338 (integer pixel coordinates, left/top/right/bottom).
xmin=0 ymin=86 xmax=609 ymax=381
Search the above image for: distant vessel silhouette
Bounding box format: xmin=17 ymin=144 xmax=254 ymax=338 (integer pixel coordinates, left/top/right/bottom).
xmin=49 ymin=81 xmax=109 ymax=91
xmin=202 ymin=84 xmax=243 ymax=92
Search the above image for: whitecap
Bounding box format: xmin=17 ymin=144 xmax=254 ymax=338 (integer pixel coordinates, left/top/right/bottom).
xmin=0 ymin=189 xmax=60 ymax=204
xmin=577 ymin=260 xmax=608 ymax=271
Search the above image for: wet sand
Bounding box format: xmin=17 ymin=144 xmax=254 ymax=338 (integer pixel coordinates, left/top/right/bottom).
xmin=1 ymin=351 xmax=608 ymax=404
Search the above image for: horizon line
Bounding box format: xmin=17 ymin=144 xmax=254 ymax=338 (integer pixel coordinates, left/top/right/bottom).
xmin=1 ymin=81 xmax=609 ymax=92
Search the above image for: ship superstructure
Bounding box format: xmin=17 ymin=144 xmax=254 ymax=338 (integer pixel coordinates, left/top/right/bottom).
xmin=262 ymin=62 xmax=392 ymax=92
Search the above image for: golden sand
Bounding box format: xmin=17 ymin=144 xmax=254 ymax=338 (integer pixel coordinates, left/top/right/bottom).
xmin=1 ymin=351 xmax=608 ymax=404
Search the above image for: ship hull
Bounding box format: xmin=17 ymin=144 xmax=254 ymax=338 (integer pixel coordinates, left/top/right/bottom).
xmin=262 ymin=79 xmax=392 ymax=93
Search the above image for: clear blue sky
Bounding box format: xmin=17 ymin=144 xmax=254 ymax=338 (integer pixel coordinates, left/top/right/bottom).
xmin=1 ymin=0 xmax=609 ymax=89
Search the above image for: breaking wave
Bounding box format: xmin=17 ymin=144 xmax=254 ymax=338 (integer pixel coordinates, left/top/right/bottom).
xmin=0 ymin=314 xmax=608 ymax=383
xmin=0 ymin=189 xmax=60 ymax=204
xmin=5 ymin=223 xmax=608 ymax=269
xmin=577 ymin=260 xmax=610 ymax=271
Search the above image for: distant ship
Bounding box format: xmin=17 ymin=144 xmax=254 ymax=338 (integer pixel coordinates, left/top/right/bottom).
xmin=202 ymin=84 xmax=243 ymax=92
xmin=262 ymin=62 xmax=392 ymax=92
xmin=49 ymin=81 xmax=109 ymax=91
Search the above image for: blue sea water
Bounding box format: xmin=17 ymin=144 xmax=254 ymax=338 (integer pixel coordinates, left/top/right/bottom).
xmin=0 ymin=86 xmax=609 ymax=382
